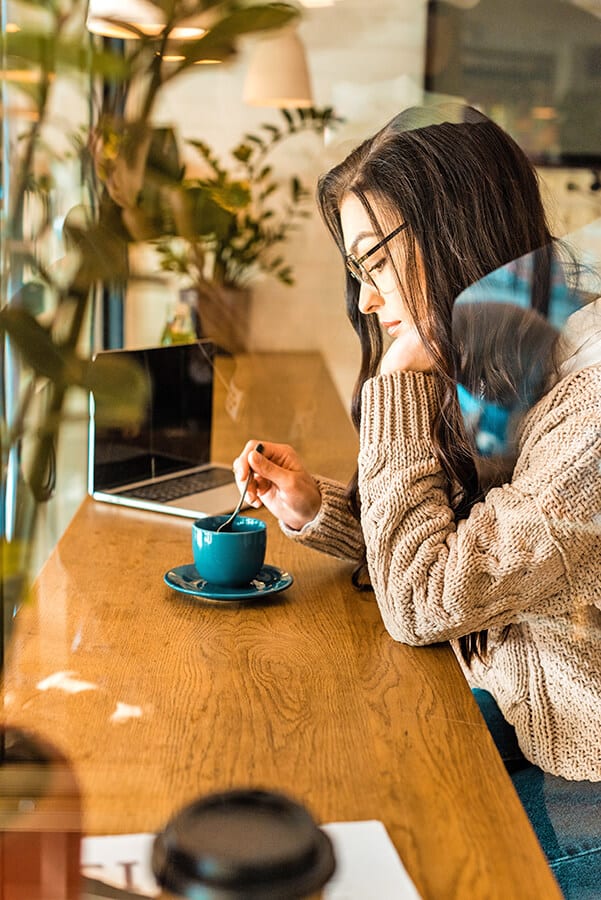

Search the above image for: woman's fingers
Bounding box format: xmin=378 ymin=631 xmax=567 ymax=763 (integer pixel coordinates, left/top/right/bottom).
xmin=233 ymin=440 xmax=261 ymax=480
xmin=248 ymin=446 xmax=284 ymax=483
xmin=232 ymin=440 xmax=321 ymax=529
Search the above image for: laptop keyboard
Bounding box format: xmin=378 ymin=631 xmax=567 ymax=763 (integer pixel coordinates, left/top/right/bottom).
xmin=120 ymin=468 xmax=234 ymax=502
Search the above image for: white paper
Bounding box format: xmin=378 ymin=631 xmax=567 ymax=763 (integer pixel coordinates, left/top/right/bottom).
xmin=322 ymin=821 xmax=421 ymax=900
xmin=81 ymin=833 xmax=157 ymax=896
xmin=81 ymin=820 xmax=421 ymax=899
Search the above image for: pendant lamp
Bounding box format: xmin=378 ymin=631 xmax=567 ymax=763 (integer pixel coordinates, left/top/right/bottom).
xmin=243 ymin=26 xmax=313 ymax=108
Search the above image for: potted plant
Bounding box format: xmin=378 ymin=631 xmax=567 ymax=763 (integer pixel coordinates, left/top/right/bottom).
xmin=152 ymin=106 xmax=343 ymax=351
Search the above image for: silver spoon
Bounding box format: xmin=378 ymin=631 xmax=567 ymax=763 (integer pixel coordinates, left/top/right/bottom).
xmin=217 ymin=443 xmax=263 ymax=533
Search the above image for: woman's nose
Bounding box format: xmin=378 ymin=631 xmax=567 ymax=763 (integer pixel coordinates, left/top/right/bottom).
xmin=358 ymin=281 xmax=383 ymax=315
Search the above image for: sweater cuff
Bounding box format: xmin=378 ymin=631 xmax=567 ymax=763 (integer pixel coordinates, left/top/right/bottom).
xmin=360 ymin=371 xmax=439 ymax=464
xmin=279 ymin=476 xmax=363 ymax=561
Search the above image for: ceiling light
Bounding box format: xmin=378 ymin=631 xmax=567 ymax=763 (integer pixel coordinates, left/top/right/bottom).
xmin=243 ymin=26 xmax=313 ymax=109
xmin=86 ymin=0 xmax=208 ymax=40
xmin=443 ymin=0 xmax=481 ymax=8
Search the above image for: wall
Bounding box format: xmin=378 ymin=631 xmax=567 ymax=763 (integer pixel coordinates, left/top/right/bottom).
xmin=125 ymin=0 xmax=430 ymax=407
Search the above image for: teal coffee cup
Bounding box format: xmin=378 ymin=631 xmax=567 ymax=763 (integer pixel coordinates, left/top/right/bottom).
xmin=192 ymin=516 xmax=267 ymax=587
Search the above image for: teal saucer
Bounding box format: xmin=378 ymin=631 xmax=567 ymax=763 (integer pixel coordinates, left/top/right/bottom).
xmin=164 ymin=563 xmax=293 ymax=602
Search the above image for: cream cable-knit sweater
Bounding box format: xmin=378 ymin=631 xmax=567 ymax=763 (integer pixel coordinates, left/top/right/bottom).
xmin=283 ymin=310 xmax=601 ymax=781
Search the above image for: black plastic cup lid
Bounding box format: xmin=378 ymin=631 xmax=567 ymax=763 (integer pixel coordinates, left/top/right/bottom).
xmin=151 ymin=788 xmax=336 ymax=899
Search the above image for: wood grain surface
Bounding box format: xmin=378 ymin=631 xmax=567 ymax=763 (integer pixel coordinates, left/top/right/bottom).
xmin=1 ymin=352 xmax=561 ymax=899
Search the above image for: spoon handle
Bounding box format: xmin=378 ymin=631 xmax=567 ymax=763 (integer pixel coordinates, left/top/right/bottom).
xmin=217 ymin=443 xmax=263 ymax=532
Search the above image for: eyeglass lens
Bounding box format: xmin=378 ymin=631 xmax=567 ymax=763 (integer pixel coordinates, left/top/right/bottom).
xmin=346 ymin=257 xmax=370 ymax=285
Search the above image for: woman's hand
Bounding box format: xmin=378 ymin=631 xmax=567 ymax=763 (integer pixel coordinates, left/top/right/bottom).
xmin=233 ymin=441 xmax=322 ymax=532
xmin=380 ymin=327 xmax=433 ymax=375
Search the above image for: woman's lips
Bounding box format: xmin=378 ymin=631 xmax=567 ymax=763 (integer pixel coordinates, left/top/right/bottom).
xmin=382 ymin=320 xmax=402 ymax=337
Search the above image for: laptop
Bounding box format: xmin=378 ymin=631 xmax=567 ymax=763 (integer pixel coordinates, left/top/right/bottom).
xmin=88 ymin=341 xmax=242 ymax=519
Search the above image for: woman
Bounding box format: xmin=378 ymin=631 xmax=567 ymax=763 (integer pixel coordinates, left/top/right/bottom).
xmin=233 ymin=105 xmax=601 ymax=890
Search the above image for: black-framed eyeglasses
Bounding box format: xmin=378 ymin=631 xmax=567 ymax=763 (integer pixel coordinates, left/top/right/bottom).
xmin=345 ymin=222 xmax=409 ymax=289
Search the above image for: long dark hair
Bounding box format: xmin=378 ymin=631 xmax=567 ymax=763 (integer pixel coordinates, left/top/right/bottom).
xmin=316 ymin=104 xmax=569 ymax=664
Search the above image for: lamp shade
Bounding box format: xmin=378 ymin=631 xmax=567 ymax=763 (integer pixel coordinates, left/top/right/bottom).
xmin=243 ymin=27 xmax=313 ymax=108
xmin=86 ymin=0 xmax=208 ymax=40
xmin=444 ymin=0 xmax=481 ymax=7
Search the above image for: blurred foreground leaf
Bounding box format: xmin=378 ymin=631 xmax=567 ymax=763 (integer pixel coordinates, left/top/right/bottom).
xmin=0 ymin=309 xmax=150 ymax=428
xmin=0 ymin=308 xmax=82 ymax=385
xmin=171 ymin=2 xmax=299 ymax=70
xmin=0 ymin=540 xmax=31 ymax=587
xmin=6 ymin=31 xmax=132 ymax=81
xmin=82 ymin=355 xmax=150 ymax=428
xmin=65 ymin=222 xmax=130 ymax=288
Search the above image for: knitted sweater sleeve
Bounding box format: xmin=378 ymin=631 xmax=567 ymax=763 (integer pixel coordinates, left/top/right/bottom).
xmin=359 ymin=370 xmax=598 ymax=645
xmin=279 ymin=476 xmax=365 ymax=563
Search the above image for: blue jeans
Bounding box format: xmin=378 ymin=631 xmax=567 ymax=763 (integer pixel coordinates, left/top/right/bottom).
xmin=472 ymin=689 xmax=601 ymax=899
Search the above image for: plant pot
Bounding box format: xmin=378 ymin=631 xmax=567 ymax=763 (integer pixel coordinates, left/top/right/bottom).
xmin=0 ymin=727 xmax=82 ymax=900
xmin=182 ymin=284 xmax=252 ymax=354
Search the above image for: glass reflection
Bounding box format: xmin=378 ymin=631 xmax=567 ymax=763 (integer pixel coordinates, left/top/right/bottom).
xmin=4 ymin=3 xmax=601 ymax=899
xmin=425 ymin=0 xmax=601 ymax=169
xmin=452 ymin=245 xmax=588 ymax=465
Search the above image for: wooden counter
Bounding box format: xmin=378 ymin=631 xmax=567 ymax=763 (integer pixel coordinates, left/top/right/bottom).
xmin=1 ymin=352 xmax=561 ymax=899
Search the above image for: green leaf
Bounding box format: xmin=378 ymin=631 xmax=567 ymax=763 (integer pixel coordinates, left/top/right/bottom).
xmin=4 ymin=78 xmax=46 ymax=105
xmin=232 ymin=143 xmax=252 ymax=163
xmin=187 ymin=140 xmax=224 ymax=176
xmin=244 ymin=134 xmax=266 ymax=148
xmin=280 ymin=108 xmax=296 ymax=131
xmin=0 ymin=308 xmax=84 ymax=385
xmin=258 ymin=165 xmax=273 ymax=181
xmin=168 ymin=3 xmax=299 ymax=71
xmin=259 ymin=183 xmax=277 ymax=201
xmin=291 ymin=175 xmax=302 ymax=201
xmin=6 ymin=32 xmax=131 ymax=81
xmin=64 ymin=222 xmax=130 ymax=287
xmin=88 ymin=45 xmax=133 ymax=82
xmin=260 ymin=124 xmax=281 ymax=139
xmin=82 ymin=356 xmax=150 ymax=427
xmin=208 ymin=180 xmax=252 ymax=213
xmin=187 ymin=139 xmax=212 ymax=159
xmin=9 ymin=282 xmax=46 ymax=317
xmin=188 ymin=190 xmax=237 ymax=239
xmin=0 ymin=538 xmax=32 ymax=589
xmin=189 ymin=3 xmax=299 ymax=44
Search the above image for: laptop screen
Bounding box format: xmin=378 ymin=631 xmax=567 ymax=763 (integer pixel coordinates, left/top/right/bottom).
xmin=92 ymin=342 xmax=216 ymax=492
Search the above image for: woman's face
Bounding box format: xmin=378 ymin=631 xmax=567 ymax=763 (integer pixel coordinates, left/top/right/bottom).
xmin=340 ymin=193 xmax=433 ymax=374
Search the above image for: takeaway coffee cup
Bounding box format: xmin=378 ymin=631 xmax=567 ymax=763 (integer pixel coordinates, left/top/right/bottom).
xmin=151 ymin=788 xmax=336 ymax=899
xmin=192 ymin=515 xmax=267 ymax=587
